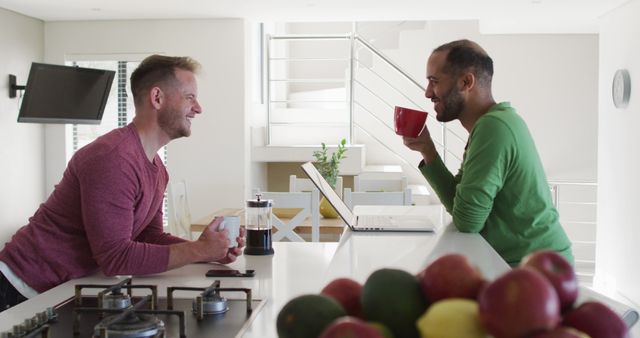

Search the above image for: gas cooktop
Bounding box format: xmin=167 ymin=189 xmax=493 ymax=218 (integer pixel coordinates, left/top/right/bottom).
xmin=2 ymin=277 xmax=265 ymax=338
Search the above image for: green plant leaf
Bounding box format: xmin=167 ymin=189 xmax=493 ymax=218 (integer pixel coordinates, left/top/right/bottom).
xmin=312 ymin=139 xmax=348 ymax=189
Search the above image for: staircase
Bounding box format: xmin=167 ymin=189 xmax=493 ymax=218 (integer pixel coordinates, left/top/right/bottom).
xmin=262 ymin=23 xmax=466 ymax=203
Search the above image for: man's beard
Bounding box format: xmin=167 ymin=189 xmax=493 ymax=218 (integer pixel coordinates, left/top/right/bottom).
xmin=436 ymin=86 xmax=465 ymax=123
xmin=158 ymin=106 xmax=190 ymax=140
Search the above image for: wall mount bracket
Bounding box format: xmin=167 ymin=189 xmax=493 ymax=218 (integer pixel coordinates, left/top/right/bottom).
xmin=9 ymin=74 xmax=26 ymax=98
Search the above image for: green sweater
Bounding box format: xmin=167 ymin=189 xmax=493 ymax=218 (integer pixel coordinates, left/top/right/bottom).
xmin=420 ymin=102 xmax=573 ymax=265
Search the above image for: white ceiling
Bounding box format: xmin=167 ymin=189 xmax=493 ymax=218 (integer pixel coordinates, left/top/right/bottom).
xmin=0 ymin=0 xmax=630 ymax=33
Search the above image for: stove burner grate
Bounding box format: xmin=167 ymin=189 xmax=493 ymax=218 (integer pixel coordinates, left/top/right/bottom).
xmin=74 ymin=278 xmax=158 ymax=311
xmin=167 ymin=280 xmax=253 ymax=320
xmin=73 ymin=295 xmax=186 ymax=338
xmin=95 ymin=311 xmax=164 ymax=338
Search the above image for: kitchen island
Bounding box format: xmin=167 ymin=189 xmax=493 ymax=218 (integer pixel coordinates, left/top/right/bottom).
xmin=1 ymin=219 xmax=636 ymax=337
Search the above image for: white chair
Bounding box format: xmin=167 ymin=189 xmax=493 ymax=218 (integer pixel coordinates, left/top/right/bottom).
xmin=342 ymin=187 xmax=412 ymax=209
xmin=262 ymin=190 xmax=321 ymax=242
xmin=290 ymin=175 xmax=343 ymax=198
xmin=353 ymin=175 xmax=408 ymax=192
xmin=168 ymin=180 xmax=192 ymax=239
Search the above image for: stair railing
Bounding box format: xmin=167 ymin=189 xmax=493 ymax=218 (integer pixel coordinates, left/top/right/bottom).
xmin=351 ymin=34 xmax=467 ymax=166
xmin=266 ymin=33 xmax=352 ymax=145
xmin=265 ymin=30 xmax=467 ymax=165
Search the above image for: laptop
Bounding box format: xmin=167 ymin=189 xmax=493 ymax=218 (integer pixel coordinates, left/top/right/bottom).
xmin=301 ymin=161 xmax=439 ymax=232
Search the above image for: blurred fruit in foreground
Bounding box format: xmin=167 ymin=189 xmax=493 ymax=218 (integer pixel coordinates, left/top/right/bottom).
xmin=478 ymin=267 xmax=561 ymax=338
xmin=368 ymin=322 xmax=395 ymax=338
xmin=530 ymin=326 xmax=592 ymax=338
xmin=319 ymin=316 xmax=385 ymax=338
xmin=562 ymin=301 xmax=629 ymax=338
xmin=361 ymin=268 xmax=427 ymax=338
xmin=521 ymin=250 xmax=579 ymax=312
xmin=276 ymin=294 xmax=346 ymax=338
xmin=321 ymin=278 xmax=364 ymax=318
xmin=416 ymin=298 xmax=486 ymax=338
xmin=417 ymin=253 xmax=485 ymax=302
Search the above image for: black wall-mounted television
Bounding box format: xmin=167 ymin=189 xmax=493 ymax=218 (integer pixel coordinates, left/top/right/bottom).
xmin=17 ymin=62 xmax=116 ymax=124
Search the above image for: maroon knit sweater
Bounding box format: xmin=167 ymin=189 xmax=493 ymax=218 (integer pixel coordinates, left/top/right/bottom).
xmin=0 ymin=124 xmax=185 ymax=293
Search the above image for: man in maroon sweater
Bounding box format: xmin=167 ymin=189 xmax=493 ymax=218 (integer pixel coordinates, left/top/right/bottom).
xmin=0 ymin=55 xmax=244 ymax=311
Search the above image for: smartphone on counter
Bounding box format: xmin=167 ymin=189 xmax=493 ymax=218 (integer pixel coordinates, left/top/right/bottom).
xmin=205 ymin=269 xmax=255 ymax=278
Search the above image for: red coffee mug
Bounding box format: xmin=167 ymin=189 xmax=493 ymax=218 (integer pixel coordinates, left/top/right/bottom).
xmin=394 ymin=106 xmax=428 ymax=138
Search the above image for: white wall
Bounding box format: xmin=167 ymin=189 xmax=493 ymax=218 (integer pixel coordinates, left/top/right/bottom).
xmin=0 ymin=8 xmax=44 ymax=243
xmin=375 ymin=21 xmax=599 ymax=182
xmin=44 ymin=19 xmax=248 ymax=222
xmin=596 ymin=0 xmax=640 ymax=306
xmin=484 ymin=34 xmax=598 ymax=181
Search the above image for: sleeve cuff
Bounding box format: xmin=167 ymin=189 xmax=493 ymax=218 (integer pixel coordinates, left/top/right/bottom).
xmin=418 ymin=159 xmax=427 ymax=168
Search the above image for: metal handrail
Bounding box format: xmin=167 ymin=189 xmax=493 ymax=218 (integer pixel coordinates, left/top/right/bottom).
xmin=265 ymin=33 xmax=271 ymax=144
xmin=353 ymin=121 xmax=424 ymax=177
xmin=354 ymin=36 xmax=425 ymax=91
xmin=353 ymin=62 xmax=428 ymax=112
xmin=349 ymin=24 xmax=357 ymax=144
xmin=269 ymin=34 xmax=351 ymax=40
xmin=270 ymin=99 xmax=346 ymax=103
xmin=354 ymin=101 xmax=462 ymax=163
xmin=548 ymin=181 xmax=598 ymax=186
xmin=351 ymin=35 xmax=470 ymax=164
xmin=269 ymin=78 xmax=345 ymax=83
xmin=353 ymin=59 xmax=466 ymax=144
xmin=270 ymin=122 xmax=349 ymax=126
xmin=548 ymin=181 xmax=597 ymax=227
xmin=353 ymin=80 xmax=462 ymax=162
xmin=269 ymin=57 xmax=350 ymax=61
xmin=266 ymin=32 xmax=468 ymax=162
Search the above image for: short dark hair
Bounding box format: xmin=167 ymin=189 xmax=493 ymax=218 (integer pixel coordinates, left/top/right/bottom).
xmin=130 ymin=55 xmax=201 ymax=106
xmin=434 ymin=39 xmax=494 ymax=87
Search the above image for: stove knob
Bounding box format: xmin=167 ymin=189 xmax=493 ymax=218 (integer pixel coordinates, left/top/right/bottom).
xmin=12 ymin=324 xmax=24 ymax=336
xmin=45 ymin=307 xmax=57 ymax=321
xmin=22 ymin=319 xmax=31 ymax=331
xmin=36 ymin=311 xmax=48 ymax=324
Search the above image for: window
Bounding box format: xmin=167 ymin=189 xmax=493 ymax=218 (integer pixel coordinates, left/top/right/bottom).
xmin=67 ymin=60 xmax=169 ymax=227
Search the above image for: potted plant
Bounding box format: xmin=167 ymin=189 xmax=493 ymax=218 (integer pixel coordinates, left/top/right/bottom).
xmin=313 ymin=138 xmax=347 ymax=218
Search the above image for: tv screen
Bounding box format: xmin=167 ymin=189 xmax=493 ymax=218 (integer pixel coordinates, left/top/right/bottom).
xmin=17 ymin=62 xmax=116 ymax=124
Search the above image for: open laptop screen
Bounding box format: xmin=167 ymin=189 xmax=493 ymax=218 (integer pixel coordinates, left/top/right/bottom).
xmin=301 ymin=162 xmax=356 ymax=227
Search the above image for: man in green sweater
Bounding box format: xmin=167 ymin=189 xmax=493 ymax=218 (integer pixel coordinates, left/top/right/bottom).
xmin=403 ymin=39 xmax=573 ymax=265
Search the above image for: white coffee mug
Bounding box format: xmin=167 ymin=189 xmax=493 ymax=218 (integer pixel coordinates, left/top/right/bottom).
xmin=219 ymin=216 xmax=241 ymax=247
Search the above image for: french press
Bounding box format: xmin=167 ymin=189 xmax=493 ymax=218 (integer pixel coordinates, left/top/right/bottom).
xmin=244 ymin=192 xmax=274 ymax=255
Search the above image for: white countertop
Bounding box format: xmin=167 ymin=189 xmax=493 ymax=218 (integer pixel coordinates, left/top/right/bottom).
xmin=0 ymin=219 xmax=509 ymax=336
xmin=241 ymin=223 xmax=512 ymax=338
xmin=1 ymin=218 xmax=637 ymax=337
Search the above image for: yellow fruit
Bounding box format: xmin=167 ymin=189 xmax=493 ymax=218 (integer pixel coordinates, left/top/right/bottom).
xmin=416 ymin=298 xmax=486 ymax=338
xmin=567 ymin=327 xmax=592 ymax=338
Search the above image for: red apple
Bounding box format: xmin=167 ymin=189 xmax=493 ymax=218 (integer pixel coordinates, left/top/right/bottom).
xmin=417 ymin=253 xmax=485 ymax=302
xmin=530 ymin=326 xmax=591 ymax=338
xmin=319 ymin=316 xmax=385 ymax=338
xmin=478 ymin=267 xmax=561 ymax=338
xmin=562 ymin=301 xmax=629 ymax=338
xmin=321 ymin=278 xmax=364 ymax=318
xmin=521 ymin=250 xmax=579 ymax=312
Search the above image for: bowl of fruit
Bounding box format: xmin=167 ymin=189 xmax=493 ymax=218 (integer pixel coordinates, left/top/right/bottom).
xmin=276 ymin=250 xmax=632 ymax=338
